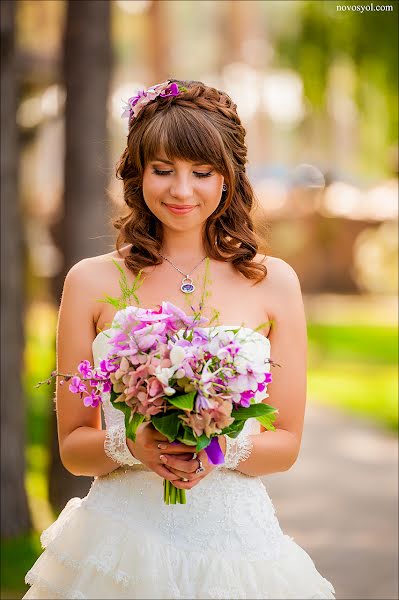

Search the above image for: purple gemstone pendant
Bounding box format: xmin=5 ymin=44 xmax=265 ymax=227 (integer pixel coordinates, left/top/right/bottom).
xmin=181 ymin=277 xmax=195 ymax=294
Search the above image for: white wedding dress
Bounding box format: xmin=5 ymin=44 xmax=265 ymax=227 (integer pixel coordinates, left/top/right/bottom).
xmin=24 ymin=326 xmax=335 ymax=600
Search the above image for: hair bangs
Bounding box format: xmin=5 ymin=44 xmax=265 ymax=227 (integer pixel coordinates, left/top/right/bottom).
xmin=140 ymin=106 xmax=227 ymax=172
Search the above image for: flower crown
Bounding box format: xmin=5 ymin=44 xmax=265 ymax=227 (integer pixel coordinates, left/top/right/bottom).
xmin=121 ymin=80 xmax=188 ymax=123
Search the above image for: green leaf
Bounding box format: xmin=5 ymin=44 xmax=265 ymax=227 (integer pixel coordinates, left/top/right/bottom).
xmin=168 ymin=391 xmax=196 ymax=411
xmin=232 ymin=403 xmax=277 ymax=420
xmin=195 ymin=433 xmax=211 ymax=452
xmin=151 ymin=411 xmax=181 ymax=442
xmin=126 ymin=412 xmax=145 ymax=440
xmin=220 ymin=419 xmax=246 ymax=438
xmin=256 ymin=414 xmax=276 ymax=431
xmin=176 ymin=425 xmax=197 ymax=446
xmin=110 ymin=388 xmax=119 ymax=404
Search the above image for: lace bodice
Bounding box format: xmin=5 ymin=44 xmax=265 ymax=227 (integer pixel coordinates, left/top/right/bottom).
xmin=92 ymin=325 xmax=271 ymax=437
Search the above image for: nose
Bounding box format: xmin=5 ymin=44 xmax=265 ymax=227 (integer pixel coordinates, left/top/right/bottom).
xmin=170 ymin=174 xmax=193 ymax=202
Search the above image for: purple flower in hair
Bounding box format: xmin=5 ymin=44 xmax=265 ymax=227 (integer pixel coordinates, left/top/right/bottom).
xmin=121 ymin=80 xmax=187 ymax=123
xmin=159 ymin=82 xmax=180 ymax=98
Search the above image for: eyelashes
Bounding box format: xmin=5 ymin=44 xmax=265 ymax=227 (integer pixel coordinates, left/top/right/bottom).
xmin=152 ymin=169 xmax=213 ymax=179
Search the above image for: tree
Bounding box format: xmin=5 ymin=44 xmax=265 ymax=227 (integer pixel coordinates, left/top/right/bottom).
xmin=49 ymin=0 xmax=112 ymax=512
xmin=0 ymin=0 xmax=32 ymax=537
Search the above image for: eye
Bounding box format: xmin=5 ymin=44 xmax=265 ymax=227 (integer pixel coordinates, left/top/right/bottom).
xmin=194 ymin=171 xmax=213 ymax=178
xmin=153 ymin=169 xmax=172 ymax=176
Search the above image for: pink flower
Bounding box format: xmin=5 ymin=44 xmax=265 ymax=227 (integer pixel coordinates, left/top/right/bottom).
xmin=100 ymin=358 xmax=118 ymax=373
xmin=102 ymin=380 xmax=112 ymax=393
xmin=78 ymin=360 xmax=93 ymax=378
xmin=69 ymin=376 xmax=87 ymax=394
xmin=83 ymin=391 xmax=102 ymax=408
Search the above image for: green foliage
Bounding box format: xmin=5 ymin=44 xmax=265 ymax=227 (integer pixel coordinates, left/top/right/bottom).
xmin=168 ymin=391 xmax=196 ymax=411
xmin=220 ymin=419 xmax=246 ymax=439
xmin=151 ymin=411 xmax=182 ymax=442
xmin=232 ymin=403 xmax=278 ymax=420
xmin=98 ymin=260 xmax=144 ymax=311
xmin=1 ymin=533 xmax=41 ymax=596
xmin=178 ymin=425 xmax=198 ymax=446
xmin=275 ymin=0 xmax=398 ymax=176
xmin=195 ymin=433 xmax=211 ymax=453
xmin=110 ymin=391 xmax=145 ymax=441
xmin=126 ymin=412 xmax=146 ymax=441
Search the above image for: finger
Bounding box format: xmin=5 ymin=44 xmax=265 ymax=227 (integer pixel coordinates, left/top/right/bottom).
xmin=157 ymin=452 xmax=193 ymax=461
xmin=157 ymin=442 xmax=196 ymax=454
xmin=160 ymin=455 xmax=198 ymax=474
xmin=167 ymin=467 xmax=195 ymax=481
xmin=172 ymin=475 xmax=205 ymax=490
xmin=154 ymin=465 xmax=181 ymax=481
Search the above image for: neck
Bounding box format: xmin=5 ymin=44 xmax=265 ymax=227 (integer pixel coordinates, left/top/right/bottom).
xmin=160 ymin=228 xmax=206 ymax=264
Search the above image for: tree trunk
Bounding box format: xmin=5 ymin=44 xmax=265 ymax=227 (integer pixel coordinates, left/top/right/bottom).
xmin=0 ymin=0 xmax=32 ymax=538
xmin=147 ymin=0 xmax=169 ymax=83
xmin=49 ymin=0 xmax=112 ymax=512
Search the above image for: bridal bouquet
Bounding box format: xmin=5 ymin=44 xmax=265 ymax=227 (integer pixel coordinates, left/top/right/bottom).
xmin=38 ymin=265 xmax=278 ymax=504
xmin=46 ymin=301 xmax=276 ymax=504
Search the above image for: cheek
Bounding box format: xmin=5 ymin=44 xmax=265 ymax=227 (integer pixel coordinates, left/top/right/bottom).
xmin=200 ymin=181 xmax=223 ymax=211
xmin=142 ymin=174 xmax=164 ymax=208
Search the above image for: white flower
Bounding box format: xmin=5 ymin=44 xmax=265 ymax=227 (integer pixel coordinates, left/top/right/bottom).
xmin=170 ymin=345 xmax=186 ymax=367
xmin=164 ymin=386 xmax=176 ymax=396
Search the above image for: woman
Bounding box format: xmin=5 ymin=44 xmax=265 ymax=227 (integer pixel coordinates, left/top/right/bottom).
xmin=24 ymin=79 xmax=335 ymax=599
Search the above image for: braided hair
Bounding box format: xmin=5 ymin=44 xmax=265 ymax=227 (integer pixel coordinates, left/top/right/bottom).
xmin=114 ymin=79 xmax=267 ymax=283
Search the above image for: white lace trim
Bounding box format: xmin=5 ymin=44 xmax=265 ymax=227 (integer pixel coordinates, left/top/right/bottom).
xmin=38 ymin=544 xmax=135 ymax=588
xmin=25 ymin=569 xmax=87 ymax=598
xmin=104 ymin=423 xmax=140 ymax=467
xmin=222 ymin=432 xmax=253 ymax=469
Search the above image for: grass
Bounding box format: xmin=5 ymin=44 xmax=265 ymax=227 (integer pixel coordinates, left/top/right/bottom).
xmin=1 ymin=298 xmax=397 ymax=596
xmin=307 ymin=322 xmax=398 ymax=431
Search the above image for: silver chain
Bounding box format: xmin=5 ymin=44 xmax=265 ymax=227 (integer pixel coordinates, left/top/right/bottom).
xmin=158 ymin=253 xmax=206 ymax=278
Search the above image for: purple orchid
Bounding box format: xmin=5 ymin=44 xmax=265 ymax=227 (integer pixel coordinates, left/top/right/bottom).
xmin=83 ymin=390 xmax=102 ymax=408
xmin=69 ymin=376 xmax=87 ymax=395
xmin=78 ymin=360 xmax=92 ymax=378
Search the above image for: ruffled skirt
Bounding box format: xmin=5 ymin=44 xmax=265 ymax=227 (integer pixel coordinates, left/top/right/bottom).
xmin=24 ymin=465 xmax=335 ymax=599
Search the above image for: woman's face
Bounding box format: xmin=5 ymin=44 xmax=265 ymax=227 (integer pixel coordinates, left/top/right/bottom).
xmin=142 ymin=155 xmax=224 ymax=232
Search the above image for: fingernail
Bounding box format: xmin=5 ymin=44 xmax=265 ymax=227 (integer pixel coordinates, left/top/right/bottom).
xmin=159 ymin=455 xmax=167 ymax=463
xmin=158 ymin=443 xmax=167 ymax=450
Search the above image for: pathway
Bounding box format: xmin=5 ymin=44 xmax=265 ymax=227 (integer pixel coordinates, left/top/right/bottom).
xmin=263 ymin=403 xmax=398 ymax=600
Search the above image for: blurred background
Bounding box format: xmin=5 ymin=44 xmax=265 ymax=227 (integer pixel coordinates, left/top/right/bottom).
xmin=1 ymin=1 xmax=397 ymax=598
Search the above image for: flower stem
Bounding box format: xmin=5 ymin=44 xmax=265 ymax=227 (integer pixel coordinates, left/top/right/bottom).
xmin=163 ymin=480 xmax=187 ymax=505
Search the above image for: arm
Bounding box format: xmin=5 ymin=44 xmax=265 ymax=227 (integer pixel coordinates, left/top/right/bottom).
xmin=56 ymin=259 xmax=120 ymax=477
xmin=233 ymin=259 xmax=307 ymax=477
xmin=56 ymin=259 xmax=189 ymax=481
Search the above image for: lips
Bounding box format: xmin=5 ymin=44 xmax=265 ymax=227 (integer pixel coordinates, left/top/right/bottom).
xmin=163 ymin=204 xmax=197 ymax=215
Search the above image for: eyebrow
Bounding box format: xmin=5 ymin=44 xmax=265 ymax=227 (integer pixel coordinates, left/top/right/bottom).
xmin=151 ymin=157 xmax=212 ymax=166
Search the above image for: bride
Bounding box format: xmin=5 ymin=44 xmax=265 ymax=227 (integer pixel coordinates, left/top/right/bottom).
xmin=24 ymin=79 xmax=335 ymax=599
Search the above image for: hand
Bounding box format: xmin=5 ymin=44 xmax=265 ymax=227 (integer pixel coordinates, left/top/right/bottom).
xmin=164 ymin=448 xmax=213 ymax=490
xmin=159 ymin=435 xmax=228 ymax=490
xmin=126 ymin=422 xmax=186 ymax=482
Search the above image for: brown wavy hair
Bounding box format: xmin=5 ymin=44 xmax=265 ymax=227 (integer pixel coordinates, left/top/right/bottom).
xmin=113 ymin=79 xmax=267 ymax=283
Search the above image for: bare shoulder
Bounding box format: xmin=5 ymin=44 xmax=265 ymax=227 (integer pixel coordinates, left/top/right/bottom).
xmin=65 ymin=250 xmax=119 ymax=288
xmin=255 ymin=254 xmax=303 ymax=310
xmin=263 ymin=255 xmax=301 ymax=288
xmin=63 ymin=247 xmax=129 ymax=315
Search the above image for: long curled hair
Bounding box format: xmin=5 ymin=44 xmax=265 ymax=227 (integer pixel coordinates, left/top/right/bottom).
xmin=114 ymin=79 xmax=267 ymax=283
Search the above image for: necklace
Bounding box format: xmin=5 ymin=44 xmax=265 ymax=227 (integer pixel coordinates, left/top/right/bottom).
xmin=159 ymin=253 xmax=207 ymax=294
